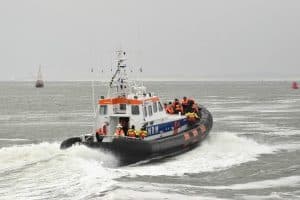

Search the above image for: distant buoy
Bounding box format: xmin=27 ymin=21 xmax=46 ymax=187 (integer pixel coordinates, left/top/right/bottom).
xmin=292 ymin=81 xmax=299 ymax=89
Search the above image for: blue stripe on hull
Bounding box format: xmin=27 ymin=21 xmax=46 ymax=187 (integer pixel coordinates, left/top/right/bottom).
xmin=146 ymin=118 xmax=188 ymax=136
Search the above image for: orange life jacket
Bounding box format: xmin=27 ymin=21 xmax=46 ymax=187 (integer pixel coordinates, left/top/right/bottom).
xmin=139 ymin=130 xmax=147 ymax=139
xmin=115 ymin=129 xmax=124 ymax=136
xmin=97 ymin=124 xmax=107 ymax=136
xmin=166 ymin=105 xmax=174 ymax=114
xmin=127 ymin=129 xmax=136 ymax=137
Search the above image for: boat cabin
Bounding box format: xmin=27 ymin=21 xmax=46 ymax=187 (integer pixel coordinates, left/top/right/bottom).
xmin=97 ymin=94 xmax=169 ymax=137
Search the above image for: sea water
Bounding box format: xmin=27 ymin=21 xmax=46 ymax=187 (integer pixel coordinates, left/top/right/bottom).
xmin=0 ymin=81 xmax=299 ymax=199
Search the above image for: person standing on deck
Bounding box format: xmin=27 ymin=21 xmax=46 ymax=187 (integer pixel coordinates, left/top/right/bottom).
xmin=181 ymin=96 xmax=189 ymax=114
xmin=115 ymin=124 xmax=125 ymax=137
xmin=127 ymin=125 xmax=137 ymax=138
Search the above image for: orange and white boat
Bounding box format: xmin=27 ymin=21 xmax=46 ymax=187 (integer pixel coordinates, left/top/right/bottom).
xmin=60 ymin=50 xmax=213 ymax=165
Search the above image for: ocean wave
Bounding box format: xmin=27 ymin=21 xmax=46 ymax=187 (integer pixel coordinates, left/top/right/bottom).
xmin=199 ymin=175 xmax=300 ymax=190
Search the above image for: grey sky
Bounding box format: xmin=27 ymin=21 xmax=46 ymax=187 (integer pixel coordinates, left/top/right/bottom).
xmin=0 ymin=0 xmax=299 ymax=81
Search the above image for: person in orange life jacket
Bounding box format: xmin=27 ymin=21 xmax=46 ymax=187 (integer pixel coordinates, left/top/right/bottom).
xmin=172 ymin=98 xmax=179 ymax=107
xmin=173 ymin=98 xmax=183 ymax=114
xmin=115 ymin=124 xmax=125 ymax=137
xmin=127 ymin=125 xmax=137 ymax=138
xmin=96 ymin=122 xmax=108 ymax=142
xmin=166 ymin=102 xmax=174 ymax=114
xmin=185 ymin=112 xmax=199 ymax=124
xmin=139 ymin=128 xmax=148 ymax=139
xmin=181 ymin=96 xmax=189 ymax=113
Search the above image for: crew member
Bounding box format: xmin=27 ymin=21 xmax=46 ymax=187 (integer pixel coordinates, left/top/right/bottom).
xmin=172 ymin=98 xmax=180 ymax=108
xmin=186 ymin=99 xmax=195 ymax=113
xmin=127 ymin=125 xmax=137 ymax=138
xmin=115 ymin=124 xmax=125 ymax=137
xmin=174 ymin=102 xmax=183 ymax=114
xmin=181 ymin=96 xmax=189 ymax=113
xmin=166 ymin=102 xmax=174 ymax=114
xmin=185 ymin=112 xmax=199 ymax=123
xmin=96 ymin=122 xmax=108 ymax=142
xmin=139 ymin=128 xmax=148 ymax=139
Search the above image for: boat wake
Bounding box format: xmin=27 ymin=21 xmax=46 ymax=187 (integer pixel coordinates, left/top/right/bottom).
xmin=0 ymin=131 xmax=298 ymax=199
xmin=121 ymin=132 xmax=279 ymax=176
xmin=0 ymin=143 xmax=119 ymax=199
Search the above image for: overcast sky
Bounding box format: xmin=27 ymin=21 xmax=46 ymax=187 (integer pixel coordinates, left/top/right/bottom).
xmin=0 ymin=0 xmax=299 ymax=81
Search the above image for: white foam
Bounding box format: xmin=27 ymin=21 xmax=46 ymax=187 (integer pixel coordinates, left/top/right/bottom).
xmin=0 ymin=138 xmax=30 ymax=142
xmin=0 ymin=142 xmax=118 ymax=173
xmin=104 ymin=181 xmax=229 ymax=200
xmin=0 ymin=142 xmax=121 ymax=199
xmin=0 ymin=142 xmax=61 ymax=173
xmin=200 ymin=176 xmax=300 ymax=190
xmin=121 ymin=132 xmax=276 ymax=176
xmin=242 ymin=192 xmax=300 ymax=200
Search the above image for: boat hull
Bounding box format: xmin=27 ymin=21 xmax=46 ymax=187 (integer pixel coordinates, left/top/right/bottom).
xmin=35 ymin=80 xmax=44 ymax=88
xmin=61 ymin=107 xmax=213 ymax=165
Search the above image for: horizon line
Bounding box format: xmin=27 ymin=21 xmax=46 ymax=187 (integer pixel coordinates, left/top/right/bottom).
xmin=0 ymin=78 xmax=299 ymax=82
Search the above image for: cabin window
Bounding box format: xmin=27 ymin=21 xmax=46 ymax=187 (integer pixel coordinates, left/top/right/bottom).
xmin=153 ymin=102 xmax=158 ymax=113
xmin=120 ymin=104 xmax=126 ymax=111
xmin=158 ymin=102 xmax=163 ymax=112
xmin=99 ymin=105 xmax=107 ymax=115
xmin=148 ymin=105 xmax=153 ymax=116
xmin=144 ymin=106 xmax=148 ymax=117
xmin=131 ymin=105 xmax=140 ymax=115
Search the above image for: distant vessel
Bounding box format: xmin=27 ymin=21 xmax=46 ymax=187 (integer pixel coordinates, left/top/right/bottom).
xmin=60 ymin=50 xmax=213 ymax=165
xmin=292 ymin=81 xmax=299 ymax=89
xmin=35 ymin=66 xmax=44 ymax=88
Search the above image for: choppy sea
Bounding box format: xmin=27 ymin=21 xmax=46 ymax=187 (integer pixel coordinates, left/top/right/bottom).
xmin=0 ymin=81 xmax=299 ymax=200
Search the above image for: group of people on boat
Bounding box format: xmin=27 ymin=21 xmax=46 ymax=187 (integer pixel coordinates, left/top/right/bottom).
xmin=114 ymin=124 xmax=148 ymax=139
xmin=96 ymin=123 xmax=148 ymax=140
xmin=164 ymin=97 xmax=199 ymax=114
xmin=164 ymin=97 xmax=200 ymax=122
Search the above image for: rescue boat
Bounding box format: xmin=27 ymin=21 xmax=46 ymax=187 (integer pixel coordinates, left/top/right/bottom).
xmin=60 ymin=50 xmax=213 ymax=165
